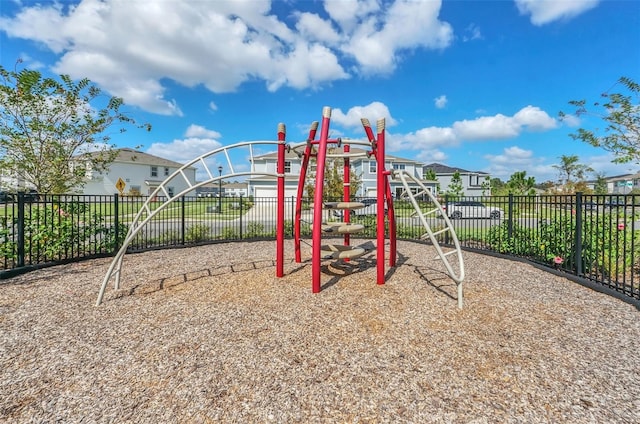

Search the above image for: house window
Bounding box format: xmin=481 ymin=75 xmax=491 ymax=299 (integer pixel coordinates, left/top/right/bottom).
xmin=393 ymin=163 xmax=406 ymax=171
xmin=284 ymin=161 xmax=291 ymax=173
xmin=469 ymin=175 xmax=480 ymax=186
xmin=369 ymin=161 xmax=377 ymax=174
xmin=151 ymin=166 xmax=158 ymax=177
xmin=164 ymin=167 xmax=170 ymax=176
xmin=167 ymin=187 xmax=174 ymax=197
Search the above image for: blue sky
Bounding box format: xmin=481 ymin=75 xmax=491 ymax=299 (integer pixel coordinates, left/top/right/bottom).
xmin=1 ymin=0 xmax=639 ymax=183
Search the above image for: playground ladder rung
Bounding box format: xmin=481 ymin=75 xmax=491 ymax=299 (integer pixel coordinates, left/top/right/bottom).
xmin=424 ymin=207 xmax=443 ymax=216
xmin=431 ymin=227 xmax=450 ymax=236
xmin=441 ymin=250 xmax=459 ymax=257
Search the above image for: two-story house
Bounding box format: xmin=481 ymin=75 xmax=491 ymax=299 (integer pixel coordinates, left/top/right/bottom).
xmin=248 ymin=147 xmax=439 ymax=198
xmin=604 ymin=173 xmax=640 ymax=194
xmin=422 ymin=163 xmax=491 ymax=197
xmin=80 ymin=148 xmax=197 ymax=197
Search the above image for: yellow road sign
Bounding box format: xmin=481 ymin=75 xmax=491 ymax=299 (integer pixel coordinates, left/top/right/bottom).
xmin=115 ymin=177 xmax=126 ymax=193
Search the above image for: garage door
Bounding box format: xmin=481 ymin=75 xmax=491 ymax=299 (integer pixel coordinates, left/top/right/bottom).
xmin=254 ymin=187 xmax=298 ymax=198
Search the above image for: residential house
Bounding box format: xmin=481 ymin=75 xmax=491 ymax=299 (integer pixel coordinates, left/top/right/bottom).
xmin=248 ymin=147 xmax=439 ymax=198
xmin=80 ymin=148 xmax=197 ymax=197
xmin=195 ymin=181 xmax=249 ymax=197
xmin=422 ymin=163 xmax=491 ymax=197
xmin=224 ymin=182 xmax=249 ymax=197
xmin=605 ymin=173 xmax=640 ymax=194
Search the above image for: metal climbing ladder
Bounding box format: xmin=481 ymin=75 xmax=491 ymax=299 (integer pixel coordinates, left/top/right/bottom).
xmin=396 ymin=170 xmax=466 ymax=308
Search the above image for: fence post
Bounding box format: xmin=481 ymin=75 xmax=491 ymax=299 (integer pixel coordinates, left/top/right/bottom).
xmin=16 ymin=193 xmax=25 ymax=267
xmin=508 ymin=194 xmax=514 ymax=239
xmin=239 ymin=196 xmax=243 ymax=240
xmin=575 ymin=192 xmax=583 ymax=276
xmin=114 ymin=194 xmax=120 ymax=254
xmin=181 ymin=196 xmax=186 ymax=245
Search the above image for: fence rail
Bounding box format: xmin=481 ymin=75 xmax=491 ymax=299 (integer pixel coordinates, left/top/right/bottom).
xmin=1 ymin=192 xmax=639 ymax=301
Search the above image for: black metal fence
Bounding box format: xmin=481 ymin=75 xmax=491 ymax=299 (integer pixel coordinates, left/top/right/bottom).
xmin=1 ymin=192 xmax=639 ymax=301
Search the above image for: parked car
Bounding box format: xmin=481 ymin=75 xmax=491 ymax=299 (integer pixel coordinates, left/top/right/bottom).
xmin=604 ymin=198 xmax=627 ymax=208
xmin=443 ymin=201 xmax=503 ymax=219
xmin=20 ymin=190 xmax=39 ymax=202
xmin=0 ymin=191 xmax=14 ymax=203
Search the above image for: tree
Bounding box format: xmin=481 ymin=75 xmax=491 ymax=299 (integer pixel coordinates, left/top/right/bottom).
xmin=423 ymin=168 xmax=440 ymax=193
xmin=552 ymin=155 xmax=593 ymax=193
xmin=0 ymin=63 xmax=150 ymax=194
xmin=490 ymin=177 xmax=506 ymax=195
xmin=305 ymin=154 xmax=362 ymax=201
xmin=506 ymin=171 xmax=536 ymax=195
xmin=481 ymin=175 xmax=491 ymax=196
xmin=560 ymin=77 xmax=639 ymax=164
xmin=592 ymin=172 xmax=608 ymax=194
xmin=423 ymin=168 xmax=437 ymax=181
xmin=445 ymin=170 xmax=464 ymax=198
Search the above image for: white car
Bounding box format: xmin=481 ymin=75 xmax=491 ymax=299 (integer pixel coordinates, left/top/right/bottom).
xmin=444 ymin=201 xmax=503 ymax=219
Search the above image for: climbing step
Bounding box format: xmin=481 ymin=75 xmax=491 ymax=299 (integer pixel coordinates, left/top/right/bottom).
xmin=320 ymin=244 xmax=366 ymax=259
xmin=321 ymin=222 xmax=365 ymax=234
xmin=322 ymin=201 xmax=365 ymax=210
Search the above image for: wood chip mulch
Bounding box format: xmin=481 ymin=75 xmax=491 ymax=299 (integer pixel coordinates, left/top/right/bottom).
xmin=1 ymin=239 xmax=639 ymax=423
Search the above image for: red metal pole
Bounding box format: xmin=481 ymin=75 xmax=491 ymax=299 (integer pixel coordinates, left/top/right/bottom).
xmin=312 ymin=107 xmax=331 ymax=293
xmin=294 ymin=122 xmax=318 ymax=263
xmin=380 ymin=130 xmax=396 ymax=267
xmin=376 ymin=118 xmax=386 ymax=285
xmin=361 ymin=118 xmax=376 ymax=144
xmin=276 ymin=123 xmax=286 ymax=277
xmin=343 ymin=143 xmax=350 ymax=247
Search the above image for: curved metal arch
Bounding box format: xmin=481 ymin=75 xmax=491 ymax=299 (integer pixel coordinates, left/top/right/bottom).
xmin=396 ymin=170 xmax=466 ymax=308
xmin=96 ymin=140 xmax=286 ymax=305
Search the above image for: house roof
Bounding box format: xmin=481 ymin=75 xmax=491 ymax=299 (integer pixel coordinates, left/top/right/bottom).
xmin=606 ymin=173 xmax=639 ymax=182
xmin=224 ymin=182 xmax=248 ymax=189
xmin=82 ymin=148 xmax=195 ymax=169
xmin=423 ymin=162 xmax=487 ymax=175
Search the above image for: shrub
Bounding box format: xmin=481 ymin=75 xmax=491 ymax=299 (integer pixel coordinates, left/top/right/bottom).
xmin=186 ymin=224 xmax=211 ymax=243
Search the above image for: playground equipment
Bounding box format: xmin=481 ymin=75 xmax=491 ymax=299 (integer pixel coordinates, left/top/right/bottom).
xmin=292 ymin=106 xmax=396 ymax=293
xmin=96 ymin=106 xmax=465 ymax=308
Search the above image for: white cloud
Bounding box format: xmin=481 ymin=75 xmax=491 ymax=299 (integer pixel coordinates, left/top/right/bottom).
xmin=515 ymin=0 xmax=600 ymax=26
xmin=453 ymin=114 xmax=521 ymax=140
xmin=385 ymin=106 xmax=558 ymax=172
xmin=295 ymin=12 xmax=341 ymax=45
xmin=390 ymin=127 xmax=457 ymax=152
xmin=480 ymin=146 xmax=633 ymax=183
xmin=584 ymin=153 xmax=639 ymax=177
xmin=323 ymin=0 xmax=381 ymax=33
xmin=416 ymin=149 xmax=448 ymax=163
xmin=146 ymin=137 xmax=222 ymax=165
xmin=209 ymin=102 xmax=218 ymax=112
xmin=146 ymin=124 xmax=223 ymax=180
xmin=434 ymin=95 xmax=448 ymax=109
xmin=453 ymin=106 xmax=557 ymax=140
xmin=185 ymin=124 xmax=221 ymax=139
xmin=512 ymin=105 xmax=558 ymax=131
xmin=462 ymin=23 xmax=482 ymax=42
xmin=0 ymin=0 xmax=454 ymax=115
xmin=341 ymin=0 xmax=453 ymax=73
xmin=560 ymin=113 xmax=581 ymax=127
xmin=483 ymin=146 xmax=550 ymax=179
xmin=331 ymin=102 xmax=398 ymax=129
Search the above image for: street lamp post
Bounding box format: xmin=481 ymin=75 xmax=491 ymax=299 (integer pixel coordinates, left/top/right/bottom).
xmin=218 ymin=165 xmax=223 ymax=213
